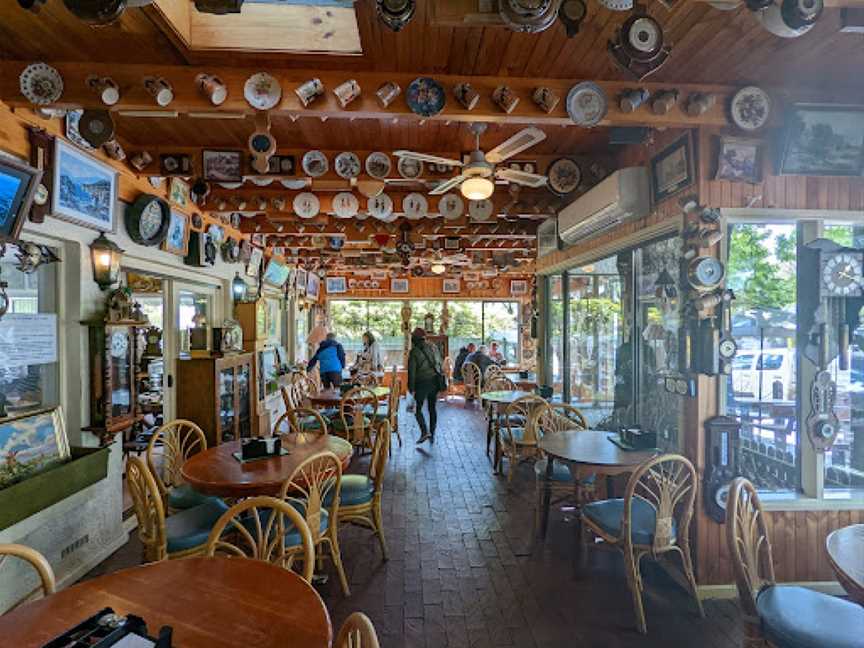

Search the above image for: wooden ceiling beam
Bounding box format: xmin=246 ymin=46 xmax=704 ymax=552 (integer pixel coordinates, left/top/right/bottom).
xmin=2 ymin=61 xmax=747 ymax=128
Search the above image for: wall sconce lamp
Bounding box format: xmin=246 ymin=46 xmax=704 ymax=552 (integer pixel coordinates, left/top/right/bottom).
xmin=90 ymin=233 xmax=124 ymax=290
xmin=231 ymin=272 xmax=247 ymax=302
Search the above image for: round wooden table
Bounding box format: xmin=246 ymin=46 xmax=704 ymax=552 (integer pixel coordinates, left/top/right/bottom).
xmin=826 ymin=524 xmax=864 ymax=605
xmin=0 ymin=557 xmax=332 ymax=648
xmin=537 ymin=430 xmax=658 ymax=539
xmin=181 ymin=434 xmax=353 ymax=498
xmin=307 ymin=386 xmax=390 ymax=408
xmin=480 ymin=390 xmax=540 ymax=473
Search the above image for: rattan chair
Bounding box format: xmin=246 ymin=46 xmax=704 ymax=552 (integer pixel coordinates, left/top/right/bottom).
xmin=482 ymin=375 xmax=517 ymax=456
xmin=484 ymin=363 xmax=504 ymax=383
xmin=355 ymin=371 xmax=379 ymax=387
xmin=499 ymin=394 xmax=549 ymax=482
xmin=334 ymin=386 xmax=380 ymax=450
xmin=126 ymin=456 xmax=228 ymax=563
xmin=336 ymin=612 xmax=381 ymax=648
xmin=273 ymin=406 xmax=329 ymax=438
xmin=146 ymin=419 xmax=213 ymax=512
xmin=280 ymin=451 xmax=351 ymax=596
xmin=377 ymin=367 xmax=402 ymax=451
xmin=203 ymin=496 xmax=315 ymax=584
xmin=580 ymin=454 xmax=703 ymax=634
xmin=0 ymin=543 xmax=55 ymax=611
xmin=726 ymin=478 xmax=864 ymax=648
xmin=293 ymin=370 xmax=320 ymax=398
xmin=461 ymin=361 xmax=481 ymax=402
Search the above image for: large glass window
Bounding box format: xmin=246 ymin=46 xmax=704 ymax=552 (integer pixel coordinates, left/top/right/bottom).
xmin=330 ymin=300 xmax=372 ymax=365
xmin=368 ymin=301 xmax=404 ymax=368
xmin=483 ymin=302 xmax=520 ymax=365
xmin=548 ymin=276 xmax=564 ymax=398
xmin=448 ymin=301 xmax=483 ymax=353
xmin=330 ymin=300 xmax=404 ymax=368
xmin=294 ymin=303 xmax=308 ymax=364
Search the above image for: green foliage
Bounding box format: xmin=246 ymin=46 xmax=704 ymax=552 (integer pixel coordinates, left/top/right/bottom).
xmin=727 ymin=224 xmax=796 ymax=311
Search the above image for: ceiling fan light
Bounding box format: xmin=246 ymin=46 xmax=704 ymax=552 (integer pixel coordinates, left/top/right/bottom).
xmin=430 ymin=263 xmax=447 ymax=275
xmin=461 ymin=177 xmax=494 ymax=201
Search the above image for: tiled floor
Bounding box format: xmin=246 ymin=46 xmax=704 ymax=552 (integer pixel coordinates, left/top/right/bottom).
xmin=90 ymin=400 xmax=744 ymax=647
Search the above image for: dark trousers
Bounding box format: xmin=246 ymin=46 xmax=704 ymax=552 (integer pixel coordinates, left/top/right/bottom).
xmin=322 ymin=371 xmax=342 ymax=389
xmin=413 ymin=379 xmax=439 ymax=438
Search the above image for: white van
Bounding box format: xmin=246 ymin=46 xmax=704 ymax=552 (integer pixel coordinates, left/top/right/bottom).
xmin=731 ymin=348 xmax=796 ymax=401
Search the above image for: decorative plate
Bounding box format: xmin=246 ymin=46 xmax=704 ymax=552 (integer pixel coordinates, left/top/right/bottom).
xmin=334 ymin=152 xmax=362 ymax=179
xmin=406 ymin=77 xmax=446 ymax=118
xmin=566 ymin=82 xmax=608 ymax=128
xmin=280 ymin=179 xmax=308 ymax=190
xmin=248 ymin=176 xmax=274 ymax=187
xmin=219 ymin=182 xmax=243 ymax=190
xmin=403 ymin=193 xmax=428 ymax=220
xmin=65 ymin=111 xmax=95 ymax=150
xmin=302 ymin=150 xmax=329 ymax=178
xmin=547 ymin=157 xmax=582 ymax=195
xmin=627 ymin=16 xmax=663 ymax=56
xmin=597 ymin=0 xmax=632 ymax=9
xmin=365 ymin=152 xmax=392 ymax=179
xmin=397 ymin=156 xmax=423 ymax=180
xmin=729 ymin=86 xmax=771 ymax=132
xmin=438 ymin=193 xmax=464 ymax=220
xmin=19 ymin=63 xmax=63 ymax=105
xmin=332 ymin=192 xmax=359 ymax=219
xmin=368 ymin=193 xmax=394 ymax=220
xmin=293 ymin=192 xmax=320 ymax=219
xmin=469 ymin=198 xmax=495 ymax=221
xmin=243 ymin=72 xmax=282 ymax=111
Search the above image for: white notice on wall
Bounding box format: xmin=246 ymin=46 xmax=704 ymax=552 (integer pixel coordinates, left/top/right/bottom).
xmin=0 ymin=313 xmax=58 ymax=369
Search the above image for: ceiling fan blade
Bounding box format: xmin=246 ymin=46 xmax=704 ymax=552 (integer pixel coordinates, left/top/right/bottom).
xmin=429 ymin=175 xmax=467 ymax=195
xmin=485 ymin=127 xmax=547 ymax=164
xmin=495 ymin=168 xmax=548 ymax=188
xmin=393 ymin=150 xmax=464 ymax=167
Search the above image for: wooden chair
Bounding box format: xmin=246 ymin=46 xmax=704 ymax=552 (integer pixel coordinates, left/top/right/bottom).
xmin=0 ymin=543 xmax=55 ymax=611
xmin=484 ymin=363 xmax=504 ymax=384
xmin=126 ymin=456 xmax=228 ymax=563
xmin=499 ymin=394 xmax=549 ymax=482
xmin=580 ymin=454 xmax=703 ymax=634
xmin=726 ymin=478 xmax=864 ymax=648
xmin=204 ymin=495 xmax=315 ymax=584
xmin=461 ymin=361 xmax=481 ymax=402
xmin=293 ymin=370 xmax=319 ymax=398
xmin=482 ymin=375 xmax=517 ymax=455
xmin=336 ymin=612 xmax=381 ymax=648
xmin=273 ymin=406 xmax=329 ymax=438
xmin=330 ymin=420 xmax=391 ymax=561
xmin=377 ymin=368 xmax=402 ymax=451
xmin=334 ymin=386 xmax=380 ymax=450
xmin=280 ymin=451 xmax=351 ymax=596
xmin=355 ymin=371 xmax=379 ymax=387
xmin=146 ymin=419 xmax=212 ymax=512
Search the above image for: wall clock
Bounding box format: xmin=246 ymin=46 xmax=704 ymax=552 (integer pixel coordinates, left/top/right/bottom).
xmin=468 ymin=198 xmax=494 ymax=221
xmin=125 ymin=193 xmax=171 ymax=246
xmin=293 ymin=192 xmax=320 ymax=219
xmin=333 ymin=192 xmax=359 ymax=219
xmin=438 ymin=193 xmax=464 ymax=220
xmin=547 ymin=157 xmax=582 ymax=195
xmin=403 ymin=193 xmax=428 ymax=220
xmin=687 ymin=256 xmax=725 ymax=290
xmin=820 ymin=249 xmax=864 ymax=297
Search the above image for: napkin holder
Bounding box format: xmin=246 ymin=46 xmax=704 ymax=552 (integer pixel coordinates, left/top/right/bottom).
xmin=620 ymin=427 xmax=657 ymax=450
xmin=536 ymin=385 xmax=553 ymax=399
xmin=43 ymin=607 xmax=172 ymax=648
xmin=241 ymin=437 xmax=281 ymax=460
xmin=518 ymin=370 xmax=529 ymax=379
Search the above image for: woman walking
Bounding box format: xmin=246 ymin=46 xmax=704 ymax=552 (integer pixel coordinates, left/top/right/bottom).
xmin=407 ymin=327 xmax=444 ymax=444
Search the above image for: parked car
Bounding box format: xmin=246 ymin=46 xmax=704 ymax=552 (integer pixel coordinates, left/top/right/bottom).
xmin=731 ymin=348 xmax=796 ymax=401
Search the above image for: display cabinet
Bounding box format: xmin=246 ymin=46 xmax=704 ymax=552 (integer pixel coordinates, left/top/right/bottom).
xmin=85 ymin=323 xmax=141 ymax=445
xmin=176 ymin=353 xmax=255 ymax=446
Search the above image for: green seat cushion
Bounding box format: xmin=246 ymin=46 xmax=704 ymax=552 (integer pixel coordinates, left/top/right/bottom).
xmin=167 ymin=483 xmax=221 ymax=510
xmin=165 ymin=497 xmax=229 ymax=553
xmin=756 ymin=585 xmax=864 ymax=648
xmin=583 ymin=496 xmax=674 ymax=545
xmin=332 ymin=416 xmax=371 ymax=432
xmin=504 ymin=428 xmax=534 ymax=445
xmin=324 ymin=474 xmax=374 ymax=508
xmin=284 ymin=509 xmax=329 ymax=547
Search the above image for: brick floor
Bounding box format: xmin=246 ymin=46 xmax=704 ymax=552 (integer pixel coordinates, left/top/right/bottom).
xmin=91 ymin=400 xmax=745 ymax=647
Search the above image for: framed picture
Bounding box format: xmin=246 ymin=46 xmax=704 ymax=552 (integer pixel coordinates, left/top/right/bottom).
xmin=510 ymin=279 xmax=528 ymax=296
xmin=306 ymin=272 xmax=320 ymax=299
xmin=391 ymin=278 xmax=409 ymax=293
xmin=262 ymin=258 xmax=290 ymax=287
xmin=246 ymin=247 xmax=263 ymax=277
xmin=169 ymin=177 xmax=190 ymax=208
xmin=202 ymin=150 xmax=242 ymax=182
xmin=650 ymin=133 xmax=695 ymax=204
xmin=51 ymin=138 xmax=117 ymax=232
xmin=779 ymin=104 xmax=864 ymax=176
xmin=463 ymin=271 xmax=480 ymax=282
xmin=443 ymin=278 xmax=460 ymax=293
xmin=715 ymin=137 xmax=763 ymax=183
xmin=326 ymin=276 xmax=347 ymax=294
xmin=267 ymin=155 xmax=295 ymax=175
xmin=0 ymin=155 xmax=42 ymax=241
xmin=163 ymin=210 xmax=190 ymax=256
xmin=0 ymin=407 xmax=70 ymax=489
xmin=296 ymin=268 xmax=307 ymax=295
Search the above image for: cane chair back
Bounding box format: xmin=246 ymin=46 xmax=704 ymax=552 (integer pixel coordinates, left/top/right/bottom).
xmin=726 ymin=477 xmax=775 ymax=619
xmin=486 ymin=375 xmax=516 ymax=392
xmin=498 ymin=395 xmax=549 ymax=482
xmin=383 ymin=370 xmax=402 ymax=449
xmin=293 ymin=373 xmax=318 ymax=404
xmin=126 ymin=456 xmax=168 ymax=562
xmin=461 ymin=362 xmax=481 ymax=400
xmin=336 ymin=612 xmax=381 ymax=648
xmin=0 ymin=543 xmax=55 ymax=610
xmin=338 ymin=386 xmax=380 ymax=448
xmin=355 ymin=371 xmax=379 ymax=387
xmin=534 ymin=403 xmax=588 ymax=439
xmin=484 ymin=363 xmax=504 ymax=383
xmin=369 ymin=420 xmax=391 ymax=494
xmin=146 ymin=419 xmax=207 ymax=508
xmin=204 ymin=496 xmax=315 ymax=583
xmin=273 ymin=407 xmax=329 ymax=438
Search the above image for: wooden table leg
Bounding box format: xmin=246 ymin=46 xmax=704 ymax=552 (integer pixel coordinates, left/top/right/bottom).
xmin=540 ymin=455 xmax=554 ymax=538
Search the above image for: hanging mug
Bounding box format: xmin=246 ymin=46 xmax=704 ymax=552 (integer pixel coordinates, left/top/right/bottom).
xmin=86 ymin=75 xmax=120 ymax=106
xmin=376 ymin=81 xmax=401 ymax=108
xmin=651 ymin=90 xmax=679 ymax=116
xmin=686 ymin=92 xmax=716 ymax=117
xmin=103 ymin=139 xmax=125 ymax=161
xmin=532 ymin=86 xmax=559 ymax=114
xmin=129 ymin=151 xmax=153 ymax=172
xmin=196 ymin=73 xmax=228 ymax=106
xmin=333 ymin=79 xmax=361 ymax=108
xmin=492 ymin=86 xmax=519 ymax=114
xmin=144 ymin=77 xmax=174 ymax=107
xmin=453 ymin=83 xmax=479 ymax=111
xmin=295 ymin=78 xmax=324 ymax=107
xmin=619 ymin=88 xmax=650 ymax=113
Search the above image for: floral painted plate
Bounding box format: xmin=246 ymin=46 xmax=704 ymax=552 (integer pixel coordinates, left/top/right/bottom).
xmin=566 ymin=82 xmax=608 ymax=128
xmin=20 ymin=63 xmax=63 ymax=105
xmin=406 ymin=77 xmax=446 ymax=118
xmin=244 ymin=72 xmax=282 ymax=111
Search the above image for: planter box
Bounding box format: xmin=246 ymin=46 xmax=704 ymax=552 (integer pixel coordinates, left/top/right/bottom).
xmin=0 ymin=447 xmax=109 ymax=531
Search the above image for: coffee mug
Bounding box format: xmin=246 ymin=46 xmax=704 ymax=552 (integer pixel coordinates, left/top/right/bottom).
xmin=376 ymin=81 xmax=401 ymax=108
xmin=129 ymin=151 xmax=153 ymax=172
xmin=195 ymin=73 xmax=228 ymax=106
xmin=492 ymin=86 xmax=519 ymax=114
xmin=333 ymin=79 xmax=361 ymax=108
xmin=453 ymin=83 xmax=479 ymax=111
xmin=651 ymin=90 xmax=679 ymax=115
xmin=532 ymin=86 xmax=559 ymax=114
xmin=619 ymin=88 xmax=650 ymax=113
xmin=686 ymin=92 xmax=716 ymax=117
xmin=103 ymin=139 xmax=125 ymax=161
xmin=144 ymin=77 xmax=173 ymax=107
xmin=86 ymin=75 xmax=120 ymax=106
xmin=295 ymin=78 xmax=324 ymax=107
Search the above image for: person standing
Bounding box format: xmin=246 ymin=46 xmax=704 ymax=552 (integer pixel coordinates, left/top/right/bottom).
xmin=352 ymin=331 xmax=383 ymax=374
xmin=407 ymin=327 xmax=444 ymax=444
xmin=308 ymin=332 xmax=346 ymax=389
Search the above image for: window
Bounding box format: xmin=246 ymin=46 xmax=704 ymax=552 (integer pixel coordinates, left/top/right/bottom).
xmin=330 ymin=300 xmax=404 ymax=368
xmin=482 ymin=302 xmax=519 ymax=365
xmin=330 ymin=300 xmax=370 ymax=365
xmin=548 ymin=276 xmax=564 ymax=398
xmin=368 ymin=301 xmax=404 ymax=368
xmin=294 ymin=304 xmax=308 ymax=363
xmin=448 ymin=301 xmax=483 ymax=353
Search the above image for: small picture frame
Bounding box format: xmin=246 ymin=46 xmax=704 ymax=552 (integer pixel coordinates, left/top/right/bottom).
xmin=306 ymin=272 xmax=321 ymax=299
xmin=163 ymin=210 xmax=190 ymax=256
xmin=0 ymin=155 xmax=42 ymax=241
xmin=715 ymin=137 xmax=763 ymax=183
xmin=650 ymin=132 xmax=695 ymax=204
xmin=296 ymin=268 xmax=308 ymax=295
xmin=246 ymin=247 xmax=263 ymax=277
xmin=0 ymin=407 xmax=70 ymax=489
xmin=51 ymin=139 xmax=117 ymax=232
xmin=510 ymin=279 xmax=528 ymax=296
xmin=268 ymin=155 xmax=296 ymax=175
xmin=202 ymin=150 xmax=243 ymax=182
xmin=391 ymin=278 xmax=409 ymax=293
xmin=443 ymin=278 xmax=460 ymax=294
xmin=463 ymin=271 xmax=480 ymax=282
xmin=169 ymin=177 xmax=190 ymax=208
xmin=326 ymin=276 xmax=347 ymax=294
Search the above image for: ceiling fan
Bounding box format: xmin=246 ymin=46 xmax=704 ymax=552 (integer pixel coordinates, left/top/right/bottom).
xmin=393 ymin=123 xmax=549 ymax=201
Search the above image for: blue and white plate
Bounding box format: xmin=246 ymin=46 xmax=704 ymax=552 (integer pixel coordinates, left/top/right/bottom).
xmin=406 ymin=77 xmax=446 ymax=118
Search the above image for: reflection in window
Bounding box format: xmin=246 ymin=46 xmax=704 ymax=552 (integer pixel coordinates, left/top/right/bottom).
xmin=447 ymin=301 xmax=483 ymax=354
xmin=548 ymin=276 xmax=564 ymax=398
xmin=294 ymin=304 xmax=308 ymax=363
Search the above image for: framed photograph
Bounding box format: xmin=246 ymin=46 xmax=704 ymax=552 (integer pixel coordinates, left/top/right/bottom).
xmin=780 ymin=104 xmax=864 ymax=176
xmin=510 ymin=279 xmax=528 ymax=296
xmin=262 ymin=258 xmax=290 ymax=287
xmin=163 ymin=210 xmax=190 ymax=256
xmin=391 ymin=278 xmax=409 ymax=293
xmin=715 ymin=137 xmax=763 ymax=183
xmin=443 ymin=278 xmax=460 ymax=294
xmin=202 ymin=150 xmax=242 ymax=182
xmin=51 ymin=138 xmax=117 ymax=232
xmin=0 ymin=407 xmax=70 ymax=489
xmin=326 ymin=276 xmax=347 ymax=294
xmin=268 ymin=155 xmax=296 ymax=175
xmin=650 ymin=133 xmax=695 ymax=204
xmin=169 ymin=177 xmax=190 ymax=208
xmin=306 ymin=272 xmax=320 ymax=299
xmin=296 ymin=268 xmax=307 ymax=295
xmin=463 ymin=271 xmax=480 ymax=282
xmin=0 ymin=155 xmax=42 ymax=241
xmin=246 ymin=247 xmax=263 ymax=278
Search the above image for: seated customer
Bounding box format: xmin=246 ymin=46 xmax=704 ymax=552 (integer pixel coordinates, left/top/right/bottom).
xmin=452 ymin=343 xmax=476 ymax=383
xmin=465 ymin=345 xmax=494 ymax=383
xmin=307 ymin=333 xmax=346 ymax=389
xmin=488 ymin=341 xmax=505 ymax=365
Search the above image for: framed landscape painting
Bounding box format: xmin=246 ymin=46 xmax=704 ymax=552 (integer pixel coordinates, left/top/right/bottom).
xmin=780 ymin=105 xmax=864 ymax=176
xmin=326 ymin=276 xmax=346 ymax=294
xmin=715 ymin=137 xmax=763 ymax=183
xmin=0 ymin=408 xmax=69 ymax=489
xmin=650 ymin=133 xmax=695 ymax=204
xmin=52 ymin=139 xmax=117 ymax=232
xmin=202 ymin=150 xmax=242 ymax=182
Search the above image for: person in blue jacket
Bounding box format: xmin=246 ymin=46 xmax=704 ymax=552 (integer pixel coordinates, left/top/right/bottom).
xmin=307 ymin=332 xmax=346 ymax=388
